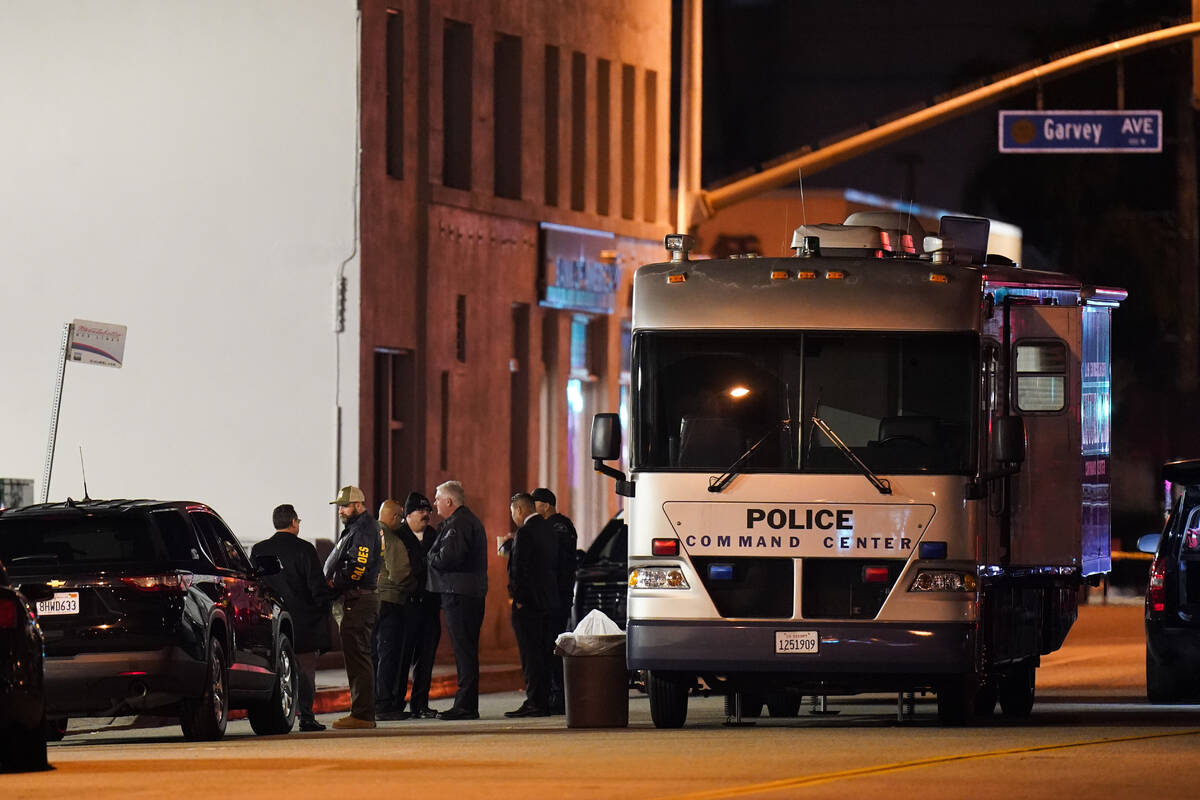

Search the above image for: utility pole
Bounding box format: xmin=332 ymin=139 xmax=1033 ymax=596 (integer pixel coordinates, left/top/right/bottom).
xmin=676 ymin=0 xmax=703 ymax=234
xmin=1181 ymin=23 xmax=1200 ymax=391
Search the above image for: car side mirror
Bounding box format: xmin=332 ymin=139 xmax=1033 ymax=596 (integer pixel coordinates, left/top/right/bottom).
xmin=994 ymin=415 xmax=1026 ymax=464
xmin=1136 ymin=533 xmax=1161 ymax=555
xmin=254 ymin=554 xmax=283 ymax=577
xmin=591 ymin=413 xmax=621 ymax=461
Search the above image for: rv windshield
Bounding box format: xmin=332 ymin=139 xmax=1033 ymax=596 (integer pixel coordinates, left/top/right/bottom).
xmin=632 ymin=331 xmax=977 ymax=475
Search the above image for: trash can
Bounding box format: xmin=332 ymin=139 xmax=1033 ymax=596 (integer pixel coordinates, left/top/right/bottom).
xmin=556 ymin=634 xmax=628 ymax=728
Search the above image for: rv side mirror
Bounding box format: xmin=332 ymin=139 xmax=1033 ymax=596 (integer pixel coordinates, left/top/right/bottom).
xmin=1136 ymin=533 xmax=1161 ymax=555
xmin=994 ymin=416 xmax=1026 ymax=464
xmin=591 ymin=413 xmax=622 ymax=461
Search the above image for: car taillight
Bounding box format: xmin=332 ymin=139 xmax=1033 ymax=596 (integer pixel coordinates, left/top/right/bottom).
xmin=0 ymin=596 xmax=17 ymax=628
xmin=121 ymin=573 xmax=193 ymax=592
xmin=1148 ymin=556 xmax=1166 ymax=613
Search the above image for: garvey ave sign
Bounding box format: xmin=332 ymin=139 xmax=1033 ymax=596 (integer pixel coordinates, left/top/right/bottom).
xmin=999 ymin=110 xmax=1162 ymax=153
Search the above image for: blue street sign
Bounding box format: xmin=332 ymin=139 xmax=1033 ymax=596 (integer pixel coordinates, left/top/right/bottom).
xmin=998 ymin=110 xmax=1162 ymax=153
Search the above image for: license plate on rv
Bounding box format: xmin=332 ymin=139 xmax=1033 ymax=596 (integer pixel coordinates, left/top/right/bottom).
xmin=36 ymin=592 xmax=80 ymax=616
xmin=775 ymin=630 xmax=819 ymax=654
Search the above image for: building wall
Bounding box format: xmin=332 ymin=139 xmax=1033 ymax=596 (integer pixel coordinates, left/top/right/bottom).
xmin=358 ymin=0 xmax=671 ymax=661
xmin=0 ymin=1 xmax=360 ymax=544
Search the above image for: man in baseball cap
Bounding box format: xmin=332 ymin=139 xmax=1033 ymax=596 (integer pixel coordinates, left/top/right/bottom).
xmin=530 ymin=487 xmax=577 ymax=714
xmin=331 ymin=486 xmax=367 ymax=506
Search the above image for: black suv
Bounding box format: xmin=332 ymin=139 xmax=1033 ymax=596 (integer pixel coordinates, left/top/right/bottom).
xmin=572 ymin=511 xmax=628 ymax=628
xmin=0 ymin=500 xmax=298 ymax=740
xmin=1139 ymin=459 xmax=1200 ymax=702
xmin=1 ymin=559 xmax=49 ymax=771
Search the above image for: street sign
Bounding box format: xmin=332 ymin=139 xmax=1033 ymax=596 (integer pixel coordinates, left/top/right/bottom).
xmin=999 ymin=110 xmax=1162 ymax=153
xmin=69 ymin=319 xmax=127 ymax=368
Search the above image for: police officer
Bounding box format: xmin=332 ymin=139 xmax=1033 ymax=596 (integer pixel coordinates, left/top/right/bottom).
xmin=531 ymin=487 xmax=577 ymax=714
xmin=504 ymin=492 xmax=559 ymax=717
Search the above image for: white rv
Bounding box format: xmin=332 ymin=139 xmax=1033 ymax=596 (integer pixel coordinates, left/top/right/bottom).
xmin=591 ymin=214 xmax=1125 ymax=726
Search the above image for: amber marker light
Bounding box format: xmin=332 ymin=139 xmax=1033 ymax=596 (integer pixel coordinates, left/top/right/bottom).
xmin=770 ymin=270 xmax=789 ymax=280
xmin=929 ymin=273 xmax=949 ymax=284
xmin=825 ymin=270 xmax=845 ymax=280
xmin=667 ymin=273 xmax=687 ymax=284
xmin=797 ymin=270 xmax=818 ymax=280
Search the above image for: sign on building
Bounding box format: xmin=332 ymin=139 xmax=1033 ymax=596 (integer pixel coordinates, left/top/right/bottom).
xmin=999 ymin=110 xmax=1162 ymax=153
xmin=70 ymin=319 xmax=128 ymax=368
xmin=538 ymin=223 xmax=621 ymax=314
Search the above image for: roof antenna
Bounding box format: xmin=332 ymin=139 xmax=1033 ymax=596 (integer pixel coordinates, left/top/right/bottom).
xmin=798 ymin=166 xmax=808 ymax=231
xmin=79 ymin=446 xmax=91 ymax=501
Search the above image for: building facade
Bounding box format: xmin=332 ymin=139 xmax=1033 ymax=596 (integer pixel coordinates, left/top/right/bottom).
xmin=357 ymin=0 xmax=672 ymax=659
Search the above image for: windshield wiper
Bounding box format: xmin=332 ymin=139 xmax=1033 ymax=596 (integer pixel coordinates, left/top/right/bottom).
xmin=708 ymin=418 xmax=791 ymax=493
xmin=810 ymin=416 xmax=892 ymax=495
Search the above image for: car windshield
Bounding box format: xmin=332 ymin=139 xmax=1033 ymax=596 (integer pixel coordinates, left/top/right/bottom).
xmin=0 ymin=514 xmax=200 ymax=574
xmin=633 ymin=331 xmax=977 ymax=475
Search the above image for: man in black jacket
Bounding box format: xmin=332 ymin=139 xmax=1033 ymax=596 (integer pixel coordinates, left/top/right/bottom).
xmin=504 ymin=492 xmax=559 ymax=717
xmin=531 ymin=487 xmax=578 ymax=714
xmin=396 ymin=492 xmax=440 ymax=718
xmin=325 ymin=485 xmax=382 ymax=729
xmin=427 ymin=480 xmax=488 ymax=720
xmin=251 ymin=504 xmax=335 ymax=732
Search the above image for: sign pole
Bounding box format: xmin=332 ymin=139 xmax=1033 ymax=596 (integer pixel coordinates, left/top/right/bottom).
xmin=41 ymin=322 xmax=73 ymax=504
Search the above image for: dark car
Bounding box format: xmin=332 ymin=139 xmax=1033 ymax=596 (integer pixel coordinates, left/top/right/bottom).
xmin=0 ymin=559 xmax=51 ymax=771
xmin=0 ymin=499 xmax=299 ymax=740
xmin=572 ymin=511 xmax=628 ymax=628
xmin=1138 ymin=459 xmax=1200 ymax=702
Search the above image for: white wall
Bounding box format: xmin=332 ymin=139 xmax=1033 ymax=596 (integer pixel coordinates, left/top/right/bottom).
xmin=0 ymin=1 xmax=360 ymax=545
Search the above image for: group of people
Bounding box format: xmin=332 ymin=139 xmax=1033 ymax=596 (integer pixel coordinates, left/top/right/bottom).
xmin=249 ymin=478 xmax=577 ymax=731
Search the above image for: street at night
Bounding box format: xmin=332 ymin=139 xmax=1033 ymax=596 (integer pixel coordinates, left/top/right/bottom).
xmin=7 ymin=604 xmax=1197 ymax=799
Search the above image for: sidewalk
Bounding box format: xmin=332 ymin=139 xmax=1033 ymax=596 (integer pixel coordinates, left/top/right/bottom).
xmin=311 ymin=658 xmax=525 ymax=715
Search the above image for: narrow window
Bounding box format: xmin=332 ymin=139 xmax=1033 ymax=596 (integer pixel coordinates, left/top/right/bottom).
xmin=544 ymin=46 xmax=559 ymax=206
xmin=570 ymin=51 xmax=586 ymax=212
xmin=596 ymin=58 xmax=611 ymax=216
xmin=643 ymin=70 xmax=657 ymax=222
xmin=442 ymin=19 xmax=473 ymax=190
xmin=1015 ymin=341 xmax=1067 ymax=412
xmin=455 ymin=294 xmax=467 ymax=362
xmin=493 ymin=34 xmax=522 ymax=199
xmin=385 ymin=10 xmax=404 ymax=179
xmin=440 ymin=371 xmax=450 ymax=470
xmin=620 ymin=64 xmax=635 ymax=219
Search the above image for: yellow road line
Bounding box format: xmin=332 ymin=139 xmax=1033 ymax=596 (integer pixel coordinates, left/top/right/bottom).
xmin=655 ymin=728 xmax=1200 ymax=800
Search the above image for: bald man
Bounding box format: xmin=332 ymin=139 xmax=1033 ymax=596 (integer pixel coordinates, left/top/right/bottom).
xmin=374 ymin=498 xmax=422 ymax=720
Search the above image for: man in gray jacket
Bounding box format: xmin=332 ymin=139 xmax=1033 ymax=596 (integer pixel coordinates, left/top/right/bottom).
xmin=427 ymin=480 xmax=488 ymax=720
xmin=325 ymin=485 xmax=382 ymax=729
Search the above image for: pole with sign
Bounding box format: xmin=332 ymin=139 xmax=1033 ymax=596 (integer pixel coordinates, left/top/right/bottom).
xmin=999 ymin=109 xmax=1162 ymax=153
xmin=41 ymin=319 xmax=127 ymax=503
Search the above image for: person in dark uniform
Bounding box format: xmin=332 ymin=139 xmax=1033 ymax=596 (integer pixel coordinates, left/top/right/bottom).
xmin=325 ymin=485 xmax=382 ymax=729
xmin=251 ymin=504 xmax=335 ymax=732
xmin=531 ymin=487 xmax=578 ymax=714
xmin=428 ymin=480 xmax=488 ymax=721
xmin=504 ymin=492 xmax=559 ymax=717
xmin=396 ymin=492 xmax=440 ymax=718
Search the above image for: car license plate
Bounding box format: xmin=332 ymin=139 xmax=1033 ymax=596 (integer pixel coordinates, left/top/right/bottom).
xmin=775 ymin=630 xmax=818 ymax=654
xmin=37 ymin=592 xmax=80 ymax=616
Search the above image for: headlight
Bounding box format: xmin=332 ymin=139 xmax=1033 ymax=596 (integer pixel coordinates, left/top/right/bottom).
xmin=629 ymin=567 xmax=689 ymax=589
xmin=909 ymin=570 xmax=977 ymax=592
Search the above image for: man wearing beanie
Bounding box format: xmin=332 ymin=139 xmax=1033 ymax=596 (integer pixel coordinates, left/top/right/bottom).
xmin=531 ymin=487 xmax=578 ymax=715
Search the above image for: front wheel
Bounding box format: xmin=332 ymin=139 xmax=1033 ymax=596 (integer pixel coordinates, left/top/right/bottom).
xmin=766 ymin=689 xmax=802 ymax=718
xmin=180 ymin=637 xmax=229 ymax=741
xmin=998 ymin=663 xmax=1036 ymax=717
xmin=1146 ymin=649 xmax=1184 ymax=703
xmin=2 ymin=711 xmax=48 ymax=772
xmin=647 ymin=671 xmax=689 ymax=729
xmin=248 ymin=634 xmax=299 ymax=735
xmin=936 ymin=674 xmax=977 ymax=726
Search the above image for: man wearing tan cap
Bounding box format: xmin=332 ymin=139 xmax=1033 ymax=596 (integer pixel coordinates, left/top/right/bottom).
xmin=325 ymin=485 xmax=382 ymax=729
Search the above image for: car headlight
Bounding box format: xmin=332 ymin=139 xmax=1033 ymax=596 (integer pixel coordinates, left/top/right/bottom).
xmin=909 ymin=570 xmax=977 ymax=592
xmin=629 ymin=567 xmax=689 ymax=589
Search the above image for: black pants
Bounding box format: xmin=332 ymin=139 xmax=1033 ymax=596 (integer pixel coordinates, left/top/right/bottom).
xmin=399 ymin=594 xmax=440 ymax=711
xmin=547 ymin=607 xmax=569 ymax=710
xmin=441 ymin=593 xmax=485 ymax=713
xmin=373 ymin=600 xmax=408 ymax=710
xmin=512 ymin=605 xmax=552 ymax=711
xmin=297 ymin=651 xmax=318 ymax=722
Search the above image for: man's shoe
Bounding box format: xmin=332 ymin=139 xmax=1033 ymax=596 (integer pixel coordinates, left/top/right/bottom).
xmin=437 ymin=707 xmax=479 ymax=721
xmin=503 ymin=704 xmax=533 ymax=718
xmin=409 ymin=708 xmax=440 ymax=719
xmin=505 ymin=705 xmax=550 ymax=718
xmin=299 ymin=719 xmax=327 ymax=732
xmin=377 ymin=709 xmax=412 ymax=721
xmin=331 ymin=715 xmax=377 ymax=729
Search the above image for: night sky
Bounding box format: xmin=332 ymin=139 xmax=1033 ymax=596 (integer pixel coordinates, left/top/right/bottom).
xmin=682 ymin=0 xmax=1199 ymax=529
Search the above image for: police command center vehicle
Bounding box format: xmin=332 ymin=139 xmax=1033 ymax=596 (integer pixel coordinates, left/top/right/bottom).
xmin=590 ymin=213 xmax=1125 ymax=726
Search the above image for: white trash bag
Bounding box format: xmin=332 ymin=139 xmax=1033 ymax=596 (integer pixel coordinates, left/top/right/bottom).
xmin=555 ymin=609 xmax=625 ymax=656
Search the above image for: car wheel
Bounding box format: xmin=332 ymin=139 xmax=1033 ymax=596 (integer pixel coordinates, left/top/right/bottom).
xmin=973 ymin=683 xmax=998 ymax=717
xmin=647 ymin=671 xmax=689 ymax=729
xmin=248 ymin=634 xmax=298 ymax=735
xmin=44 ymin=717 xmax=68 ymax=742
xmin=766 ymin=689 xmax=802 ymax=718
xmin=2 ymin=713 xmax=49 ymax=773
xmin=1146 ymin=648 xmax=1183 ymax=703
xmin=936 ymin=674 xmax=978 ymax=726
xmin=998 ymin=663 xmax=1035 ymax=717
xmin=180 ymin=637 xmax=229 ymax=741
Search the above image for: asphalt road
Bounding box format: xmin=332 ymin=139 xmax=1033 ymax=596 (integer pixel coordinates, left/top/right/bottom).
xmin=8 ymin=603 xmax=1198 ymax=799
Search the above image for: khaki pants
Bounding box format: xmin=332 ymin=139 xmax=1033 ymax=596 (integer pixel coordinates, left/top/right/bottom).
xmin=335 ymin=592 xmax=380 ymax=721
